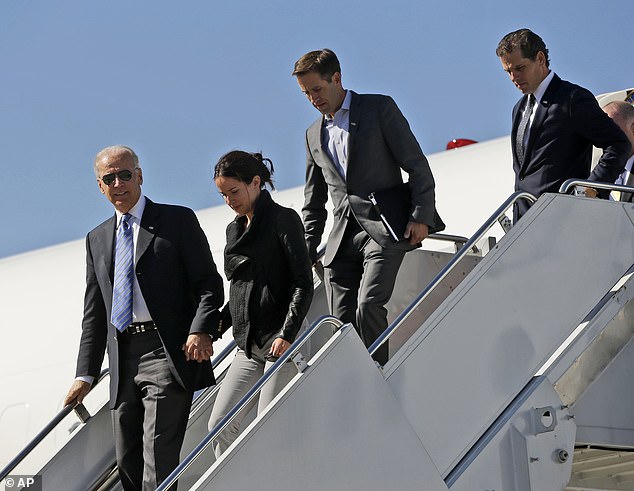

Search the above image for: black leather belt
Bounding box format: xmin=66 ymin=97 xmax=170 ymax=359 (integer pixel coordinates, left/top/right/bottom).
xmin=122 ymin=321 xmax=157 ymax=335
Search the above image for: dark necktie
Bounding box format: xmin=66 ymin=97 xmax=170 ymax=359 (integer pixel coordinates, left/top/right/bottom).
xmin=515 ymin=94 xmax=536 ymax=164
xmin=111 ymin=214 xmax=134 ymax=332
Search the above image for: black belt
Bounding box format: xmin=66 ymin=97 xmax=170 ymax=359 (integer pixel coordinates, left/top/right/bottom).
xmin=121 ymin=321 xmax=157 ymax=335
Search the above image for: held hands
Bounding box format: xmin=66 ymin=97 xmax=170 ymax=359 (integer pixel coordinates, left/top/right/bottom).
xmin=63 ymin=380 xmax=91 ymax=407
xmin=404 ymin=222 xmax=429 ymax=246
xmin=182 ymin=333 xmax=214 ymax=363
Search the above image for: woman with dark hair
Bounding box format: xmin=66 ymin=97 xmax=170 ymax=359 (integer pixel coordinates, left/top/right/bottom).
xmin=208 ymin=150 xmax=314 ymax=457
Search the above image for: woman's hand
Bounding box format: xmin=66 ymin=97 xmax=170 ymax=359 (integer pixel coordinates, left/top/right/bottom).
xmin=269 ymin=338 xmax=291 ymax=359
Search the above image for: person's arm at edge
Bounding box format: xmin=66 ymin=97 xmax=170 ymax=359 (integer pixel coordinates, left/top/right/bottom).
xmin=302 ymin=130 xmax=329 ymax=264
xmin=573 ymin=88 xmax=631 ymax=197
xmin=64 ymin=234 xmax=108 ymax=406
xmin=178 ymin=208 xmax=224 ymax=362
xmin=380 ymin=96 xmax=435 ymax=243
xmin=273 ymin=210 xmax=314 ymax=354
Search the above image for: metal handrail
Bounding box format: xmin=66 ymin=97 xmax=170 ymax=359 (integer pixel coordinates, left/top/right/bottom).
xmin=0 ymin=368 xmax=110 ymax=481
xmin=0 ymin=339 xmax=239 ymax=484
xmin=369 ymin=191 xmax=537 ymax=360
xmin=156 ymin=315 xmax=344 ymax=491
xmin=559 ymin=178 xmax=634 ymax=195
xmin=319 ymin=233 xmax=475 ymax=255
xmin=427 ymin=232 xmax=478 ymax=253
xmin=427 ymin=232 xmax=468 ymax=245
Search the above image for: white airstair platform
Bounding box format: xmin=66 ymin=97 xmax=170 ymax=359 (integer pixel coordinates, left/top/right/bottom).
xmin=4 ymin=192 xmax=634 ymax=491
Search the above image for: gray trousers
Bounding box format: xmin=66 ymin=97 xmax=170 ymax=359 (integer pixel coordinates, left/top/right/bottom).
xmin=325 ymin=220 xmax=405 ymax=365
xmin=208 ymin=337 xmax=297 ymax=457
xmin=113 ymin=330 xmax=192 ymax=491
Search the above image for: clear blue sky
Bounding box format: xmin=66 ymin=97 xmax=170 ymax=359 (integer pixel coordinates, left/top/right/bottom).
xmin=0 ymin=0 xmax=630 ymax=258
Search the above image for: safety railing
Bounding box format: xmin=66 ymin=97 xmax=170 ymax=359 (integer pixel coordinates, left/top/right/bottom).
xmin=427 ymin=233 xmax=478 ymax=253
xmin=559 ymin=178 xmax=634 ymax=196
xmin=156 ymin=315 xmax=344 ymax=491
xmin=318 ymin=232 xmax=477 ymax=259
xmin=369 ymin=191 xmax=537 ymax=361
xmin=0 ymin=339 xmax=239 ymax=485
xmin=313 ymin=233 xmax=476 ymax=282
xmin=0 ymin=368 xmax=110 ymax=481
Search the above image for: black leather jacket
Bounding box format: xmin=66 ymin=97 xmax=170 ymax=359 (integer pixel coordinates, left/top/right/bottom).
xmin=214 ymin=190 xmax=314 ymax=358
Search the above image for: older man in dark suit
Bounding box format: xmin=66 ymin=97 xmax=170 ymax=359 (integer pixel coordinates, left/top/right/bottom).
xmin=64 ymin=145 xmax=224 ymax=490
xmin=604 ymin=100 xmax=634 ymax=201
xmin=496 ymin=28 xmax=630 ymax=221
xmin=293 ymin=49 xmax=441 ymax=365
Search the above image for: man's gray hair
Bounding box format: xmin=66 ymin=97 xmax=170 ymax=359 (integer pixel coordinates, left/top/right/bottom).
xmin=93 ymin=145 xmax=140 ymax=177
xmin=604 ymin=101 xmax=634 ymax=125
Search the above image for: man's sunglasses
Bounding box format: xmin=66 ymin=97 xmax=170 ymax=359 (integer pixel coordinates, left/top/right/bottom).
xmin=101 ymin=170 xmax=134 ymax=186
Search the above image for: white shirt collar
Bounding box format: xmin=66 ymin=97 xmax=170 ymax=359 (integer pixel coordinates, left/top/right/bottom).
xmin=340 ymin=90 xmax=352 ymax=112
xmin=325 ymin=90 xmax=352 ymax=122
xmin=115 ymin=195 xmax=146 ymax=227
xmin=533 ymin=70 xmax=555 ymax=103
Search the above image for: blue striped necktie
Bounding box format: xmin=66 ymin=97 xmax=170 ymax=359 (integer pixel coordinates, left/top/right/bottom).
xmin=111 ymin=213 xmax=134 ymax=332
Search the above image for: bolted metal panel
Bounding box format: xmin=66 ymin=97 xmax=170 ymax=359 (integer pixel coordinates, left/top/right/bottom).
xmin=385 ymin=195 xmax=634 ymax=476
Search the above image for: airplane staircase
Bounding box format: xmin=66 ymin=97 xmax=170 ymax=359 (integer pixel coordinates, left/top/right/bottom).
xmin=4 ymin=187 xmax=634 ymax=491
xmin=0 ymin=224 xmax=475 ymax=490
xmin=159 ymin=191 xmax=634 ymax=491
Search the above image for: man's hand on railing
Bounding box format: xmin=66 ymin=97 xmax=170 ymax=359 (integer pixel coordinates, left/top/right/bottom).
xmin=63 ymin=380 xmax=91 ymax=407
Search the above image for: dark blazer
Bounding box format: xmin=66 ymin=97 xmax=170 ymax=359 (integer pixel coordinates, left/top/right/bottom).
xmin=511 ymin=73 xmax=630 ymax=218
xmin=75 ymin=198 xmax=224 ymax=407
xmin=302 ymin=91 xmax=439 ymax=266
xmin=217 ymin=190 xmax=314 ymax=358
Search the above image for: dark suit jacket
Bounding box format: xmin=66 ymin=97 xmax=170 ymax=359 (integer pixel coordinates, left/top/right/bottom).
xmin=302 ymin=91 xmax=438 ymax=266
xmin=511 ymin=73 xmax=630 ymax=218
xmin=74 ymin=198 xmax=224 ymax=408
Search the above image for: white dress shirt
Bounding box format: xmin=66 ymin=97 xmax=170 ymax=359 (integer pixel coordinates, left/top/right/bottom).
xmin=522 ymin=70 xmax=555 ymax=147
xmin=77 ymin=195 xmax=152 ymax=386
xmin=113 ymin=195 xmax=152 ymax=323
xmin=322 ymin=90 xmax=352 ymax=178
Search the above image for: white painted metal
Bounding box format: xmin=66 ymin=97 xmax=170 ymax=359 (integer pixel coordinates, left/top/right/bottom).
xmin=449 ymin=377 xmax=576 ymax=491
xmin=191 ymin=325 xmax=448 ymax=491
xmin=569 ymin=326 xmax=634 ymax=448
xmin=29 ymin=403 xmax=115 ymax=491
xmin=448 ymin=270 xmax=634 ymax=491
xmin=568 ymin=447 xmax=634 ymax=491
xmin=384 ymin=194 xmax=634 ymax=477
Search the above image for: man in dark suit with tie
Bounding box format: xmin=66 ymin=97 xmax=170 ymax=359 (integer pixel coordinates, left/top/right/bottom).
xmin=64 ymin=145 xmax=224 ymax=490
xmin=292 ymin=49 xmax=441 ymax=364
xmin=496 ymin=28 xmax=630 ymax=221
